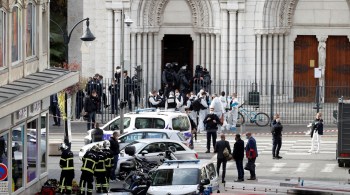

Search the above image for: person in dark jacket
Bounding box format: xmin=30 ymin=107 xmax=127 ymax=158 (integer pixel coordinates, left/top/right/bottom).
xmin=309 ymin=112 xmax=324 ymax=153
xmin=50 ymin=93 xmax=61 ymax=126
xmin=79 ymin=146 xmax=99 ymax=195
xmin=122 ymin=71 xmax=133 ymax=111
xmin=108 ymin=79 xmax=118 ymax=114
xmin=214 ymin=134 xmax=231 ymax=183
xmin=245 ymin=132 xmax=258 ymax=180
xmin=59 ymin=143 xmax=74 ymax=195
xmin=204 ymin=107 xmax=221 ymax=153
xmin=271 ymin=114 xmax=283 ymax=159
xmin=233 ymin=134 xmax=245 ymax=182
xmin=84 ymin=90 xmax=100 ymax=130
xmin=109 ymin=131 xmax=120 ymax=181
xmin=91 ymin=123 xmax=103 ymax=143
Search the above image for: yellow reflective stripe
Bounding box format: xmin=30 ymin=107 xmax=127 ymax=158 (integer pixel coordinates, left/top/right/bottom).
xmin=95 ymin=168 xmax=106 ymax=172
xmin=81 ymin=167 xmax=94 ymax=173
xmin=62 ymin=167 xmax=74 ymax=170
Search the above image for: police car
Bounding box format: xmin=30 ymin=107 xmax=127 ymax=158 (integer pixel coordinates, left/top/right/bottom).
xmin=79 ymin=129 xmax=187 ymax=160
xmin=84 ymin=108 xmax=192 ymax=145
xmin=147 ymin=160 xmax=219 ymax=195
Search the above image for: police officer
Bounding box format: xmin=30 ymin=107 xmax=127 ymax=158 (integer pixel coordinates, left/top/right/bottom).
xmin=102 ymin=141 xmax=113 ymax=183
xmin=95 ymin=146 xmax=108 ymax=193
xmin=79 ymin=146 xmax=98 ymax=195
xmin=162 ymin=63 xmax=176 ymax=97
xmin=59 ymin=143 xmax=74 ymax=195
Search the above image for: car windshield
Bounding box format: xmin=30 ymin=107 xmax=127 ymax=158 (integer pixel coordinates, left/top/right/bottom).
xmin=152 ymin=168 xmax=199 ymax=186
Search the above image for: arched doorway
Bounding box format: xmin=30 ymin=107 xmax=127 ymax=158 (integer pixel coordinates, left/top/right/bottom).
xmin=161 ymin=35 xmax=193 ymax=73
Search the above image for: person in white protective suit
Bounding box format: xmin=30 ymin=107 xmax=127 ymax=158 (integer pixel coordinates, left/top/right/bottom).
xmin=197 ymin=91 xmax=209 ymax=133
xmin=209 ymin=94 xmax=225 ymax=132
xmin=227 ymin=93 xmax=239 ymax=131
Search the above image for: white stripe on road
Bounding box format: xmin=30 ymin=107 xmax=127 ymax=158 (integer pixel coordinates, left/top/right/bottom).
xmin=321 ymin=164 xmax=336 ymax=173
xmin=295 ymin=163 xmax=311 ymax=173
xmin=270 ymin=163 xmax=286 ymax=172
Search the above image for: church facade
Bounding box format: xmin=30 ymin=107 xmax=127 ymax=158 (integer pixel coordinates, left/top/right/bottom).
xmin=69 ymin=0 xmax=350 ymax=103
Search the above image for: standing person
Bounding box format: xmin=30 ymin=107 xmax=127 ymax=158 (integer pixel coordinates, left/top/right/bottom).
xmin=102 ymin=140 xmax=113 ymax=183
xmin=228 ymin=93 xmax=239 ymax=131
xmin=271 ymin=114 xmax=283 ymax=159
xmin=109 ymin=131 xmax=120 ymax=181
xmin=91 ymin=123 xmax=103 ymax=143
xmin=58 ymin=143 xmax=74 ymax=195
xmin=203 ymin=107 xmax=221 ymax=153
xmin=308 ymin=112 xmax=324 ymax=153
xmin=123 ymin=70 xmax=133 ymax=111
xmin=108 ymin=79 xmax=118 ymax=114
xmin=162 ymin=63 xmax=176 ymax=97
xmin=165 ymin=91 xmax=176 ymax=109
xmin=174 ymin=89 xmax=184 ymax=111
xmin=79 ymin=146 xmax=99 ymax=195
xmin=50 ymin=93 xmax=61 ymax=126
xmin=84 ymin=90 xmax=100 ymax=130
xmin=75 ymin=89 xmax=85 ymax=120
xmin=198 ymin=91 xmax=209 ymax=134
xmin=148 ymin=90 xmax=163 ymax=108
xmin=233 ymin=134 xmax=245 ymax=182
xmin=245 ymin=132 xmax=258 ymax=180
xmin=214 ymin=134 xmax=231 ymax=183
xmin=185 ymin=107 xmax=197 ymax=147
xmin=186 ymin=92 xmax=198 ymax=125
xmin=131 ymin=70 xmax=141 ymax=109
xmin=95 ymin=147 xmax=108 ymax=193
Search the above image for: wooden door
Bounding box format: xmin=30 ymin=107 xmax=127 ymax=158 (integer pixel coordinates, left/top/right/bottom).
xmin=325 ymin=36 xmax=350 ymax=102
xmin=294 ymin=35 xmax=318 ymax=102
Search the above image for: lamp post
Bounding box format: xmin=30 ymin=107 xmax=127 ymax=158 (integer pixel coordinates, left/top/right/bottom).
xmin=119 ymin=11 xmax=133 ymax=134
xmin=50 ymin=18 xmax=95 ymax=148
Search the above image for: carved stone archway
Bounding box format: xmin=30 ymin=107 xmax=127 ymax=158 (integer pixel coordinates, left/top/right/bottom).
xmin=140 ymin=0 xmax=212 ymax=29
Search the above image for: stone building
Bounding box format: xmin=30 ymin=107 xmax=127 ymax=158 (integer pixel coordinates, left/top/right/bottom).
xmin=0 ymin=0 xmax=79 ymax=194
xmin=70 ymin=0 xmax=350 ymax=103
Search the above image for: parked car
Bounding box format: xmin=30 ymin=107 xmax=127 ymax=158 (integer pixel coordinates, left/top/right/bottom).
xmin=79 ymin=129 xmax=187 ymax=160
xmin=147 ymin=159 xmax=219 ymax=195
xmin=115 ymin=139 xmax=198 ymax=176
xmin=83 ymin=109 xmax=191 ymax=145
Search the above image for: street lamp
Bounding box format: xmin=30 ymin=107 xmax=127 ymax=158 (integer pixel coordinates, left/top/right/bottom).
xmin=50 ymin=17 xmax=96 ymax=148
xmin=119 ymin=12 xmax=133 ymax=134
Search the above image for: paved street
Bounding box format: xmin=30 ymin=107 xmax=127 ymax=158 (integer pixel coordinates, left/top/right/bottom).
xmin=47 ymin=120 xmax=349 ymax=194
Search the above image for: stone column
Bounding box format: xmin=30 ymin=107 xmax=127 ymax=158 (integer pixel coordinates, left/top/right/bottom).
xmin=273 ymin=35 xmax=279 ymax=85
xmin=317 ymin=35 xmax=328 ymax=103
xmin=256 ymin=34 xmax=262 ymax=87
xmin=114 ymin=10 xmax=122 ymax=75
xmin=268 ymin=35 xmax=273 ymax=87
xmin=142 ymin=33 xmax=148 ymax=94
xmin=261 ymin=35 xmax=268 ymax=94
xmin=220 ymin=11 xmax=229 ymax=84
xmin=148 ymin=33 xmax=153 ymax=89
xmin=201 ymin=34 xmax=205 ymax=65
xmin=154 ymin=33 xmax=160 ymax=89
xmin=107 ymin=11 xmax=113 ymax=79
xmin=131 ymin=32 xmax=137 ymax=76
xmin=137 ymin=33 xmax=142 ymax=66
xmin=215 ymin=34 xmax=220 ymax=91
xmin=195 ymin=33 xmax=201 ymax=65
xmin=205 ymin=34 xmax=210 ymax=69
xmin=229 ymin=11 xmax=237 ymax=83
xmin=210 ymin=34 xmax=215 ymax=78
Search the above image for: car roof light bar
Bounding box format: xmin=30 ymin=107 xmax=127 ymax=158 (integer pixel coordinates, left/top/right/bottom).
xmin=164 ymin=160 xmax=200 ymax=165
xmin=135 ymin=108 xmax=157 ymax=114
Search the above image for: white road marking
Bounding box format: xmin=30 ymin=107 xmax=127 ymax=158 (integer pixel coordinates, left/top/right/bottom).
xmin=270 ymin=163 xmax=286 ymax=172
xmin=295 ymin=163 xmax=311 ymax=172
xmin=321 ymin=164 xmax=336 ymax=173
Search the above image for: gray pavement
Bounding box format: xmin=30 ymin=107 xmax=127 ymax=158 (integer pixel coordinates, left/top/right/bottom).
xmin=46 ymin=120 xmax=347 ymax=194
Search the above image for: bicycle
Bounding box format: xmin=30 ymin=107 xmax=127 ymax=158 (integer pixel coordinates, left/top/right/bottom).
xmin=237 ymin=102 xmax=270 ymax=127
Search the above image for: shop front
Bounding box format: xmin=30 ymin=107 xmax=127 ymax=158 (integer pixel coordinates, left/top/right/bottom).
xmin=0 ymin=68 xmax=79 ymax=194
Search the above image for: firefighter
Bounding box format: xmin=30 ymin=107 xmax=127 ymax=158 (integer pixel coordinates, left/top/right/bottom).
xmin=102 ymin=140 xmax=113 ymax=183
xmin=59 ymin=143 xmax=75 ymax=195
xmin=79 ymin=145 xmax=99 ymax=195
xmin=95 ymin=145 xmax=108 ymax=193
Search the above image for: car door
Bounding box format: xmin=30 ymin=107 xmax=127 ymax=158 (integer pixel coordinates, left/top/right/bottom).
xmin=144 ymin=132 xmax=168 ymax=139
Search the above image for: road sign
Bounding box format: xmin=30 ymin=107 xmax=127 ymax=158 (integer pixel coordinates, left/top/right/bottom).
xmin=0 ymin=164 xmax=8 ymax=181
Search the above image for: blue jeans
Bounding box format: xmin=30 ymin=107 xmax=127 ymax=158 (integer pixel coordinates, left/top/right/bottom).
xmin=86 ymin=112 xmax=96 ymax=130
xmin=110 ymin=154 xmax=119 ymax=180
xmin=235 ymin=160 xmax=244 ymax=180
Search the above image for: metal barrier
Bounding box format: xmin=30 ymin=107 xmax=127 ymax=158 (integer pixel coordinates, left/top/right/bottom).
xmin=70 ymin=79 xmax=346 ymax=125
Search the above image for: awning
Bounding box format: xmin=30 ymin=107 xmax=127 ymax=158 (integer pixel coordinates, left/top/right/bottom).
xmin=0 ymin=68 xmax=80 ymax=119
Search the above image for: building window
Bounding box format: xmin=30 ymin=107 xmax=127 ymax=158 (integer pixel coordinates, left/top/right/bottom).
xmin=12 ymin=6 xmax=22 ymax=63
xmin=12 ymin=125 xmax=24 ymax=192
xmin=27 ymin=119 xmax=38 ymax=183
xmin=26 ymin=3 xmax=36 ymax=57
xmin=40 ymin=114 xmax=47 ymax=175
xmin=0 ymin=10 xmax=6 ymax=68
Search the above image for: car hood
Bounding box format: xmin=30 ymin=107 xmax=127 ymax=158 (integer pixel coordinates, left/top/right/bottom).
xmin=147 ymin=185 xmax=197 ymax=194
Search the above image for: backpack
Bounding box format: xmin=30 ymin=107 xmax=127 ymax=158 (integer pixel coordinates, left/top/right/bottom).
xmin=191 ymin=98 xmax=202 ymax=112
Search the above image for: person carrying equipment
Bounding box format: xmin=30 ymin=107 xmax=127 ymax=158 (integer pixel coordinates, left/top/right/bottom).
xmin=78 ymin=145 xmax=99 ymax=195
xmin=95 ymin=146 xmax=108 ymax=193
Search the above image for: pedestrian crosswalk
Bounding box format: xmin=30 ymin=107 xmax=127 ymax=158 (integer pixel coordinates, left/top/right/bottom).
xmin=193 ymin=138 xmax=336 ymax=155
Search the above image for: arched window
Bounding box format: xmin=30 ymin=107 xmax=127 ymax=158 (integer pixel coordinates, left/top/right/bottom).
xmin=12 ymin=6 xmax=22 ymax=63
xmin=26 ymin=3 xmax=36 ymax=57
xmin=0 ymin=10 xmax=6 ymax=68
